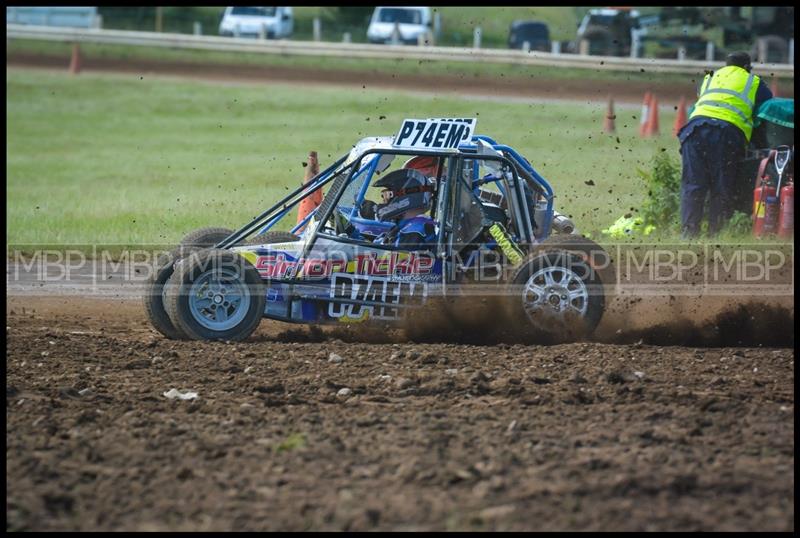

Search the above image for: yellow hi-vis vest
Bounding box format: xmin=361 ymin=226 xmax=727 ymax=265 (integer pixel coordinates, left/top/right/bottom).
xmin=690 ymin=65 xmax=760 ymax=142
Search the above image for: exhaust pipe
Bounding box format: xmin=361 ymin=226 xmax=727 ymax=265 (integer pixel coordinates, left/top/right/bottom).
xmin=552 ymin=211 xmax=576 ymax=235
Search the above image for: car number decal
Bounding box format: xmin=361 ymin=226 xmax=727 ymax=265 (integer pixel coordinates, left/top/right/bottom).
xmin=393 ymin=118 xmax=476 ymax=150
xmin=328 ymin=273 xmax=427 ymax=321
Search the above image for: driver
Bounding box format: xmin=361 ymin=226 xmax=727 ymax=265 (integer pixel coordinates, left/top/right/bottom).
xmin=373 ymin=168 xmax=437 ymax=249
xmin=403 ymin=155 xmax=442 ymax=179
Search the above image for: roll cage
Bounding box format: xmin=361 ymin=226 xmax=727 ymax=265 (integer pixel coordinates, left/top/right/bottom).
xmin=217 ymin=135 xmax=556 ymax=258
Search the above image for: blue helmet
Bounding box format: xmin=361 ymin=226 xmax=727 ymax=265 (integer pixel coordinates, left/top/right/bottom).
xmin=374 ymin=168 xmax=435 ymax=222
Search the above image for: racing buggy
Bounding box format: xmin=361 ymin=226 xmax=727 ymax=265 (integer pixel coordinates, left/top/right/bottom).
xmin=145 ymin=118 xmax=615 ymax=342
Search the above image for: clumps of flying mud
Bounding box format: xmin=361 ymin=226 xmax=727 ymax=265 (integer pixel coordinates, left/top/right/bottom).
xmin=269 ymin=294 xmax=794 ymax=348
xmin=401 ymin=295 xmax=590 ymax=346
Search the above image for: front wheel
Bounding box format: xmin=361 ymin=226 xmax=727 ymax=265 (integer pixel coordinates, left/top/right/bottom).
xmin=164 ymin=249 xmax=266 ymax=341
xmin=143 ymin=227 xmax=236 ymax=340
xmin=509 ymin=248 xmax=605 ymax=341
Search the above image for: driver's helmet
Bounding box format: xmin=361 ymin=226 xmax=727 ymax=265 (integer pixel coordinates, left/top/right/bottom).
xmin=374 ymin=168 xmax=434 ymax=222
xmin=403 ymin=155 xmax=441 ymax=179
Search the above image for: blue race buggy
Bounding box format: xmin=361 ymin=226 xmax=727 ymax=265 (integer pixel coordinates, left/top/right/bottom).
xmin=144 ymin=118 xmax=614 ymax=341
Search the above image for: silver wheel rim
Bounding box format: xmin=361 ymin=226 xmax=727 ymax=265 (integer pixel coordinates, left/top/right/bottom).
xmin=188 ymin=268 xmax=251 ymax=331
xmin=521 ymin=264 xmax=589 ymax=324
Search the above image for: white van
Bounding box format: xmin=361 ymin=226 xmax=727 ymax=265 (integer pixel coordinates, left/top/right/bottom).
xmin=218 ymin=6 xmax=293 ymax=39
xmin=367 ymin=6 xmax=433 ymax=45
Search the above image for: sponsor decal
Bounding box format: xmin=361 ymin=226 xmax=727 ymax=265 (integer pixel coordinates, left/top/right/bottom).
xmin=250 ymin=251 xmax=436 ymax=280
xmin=488 ymin=223 xmax=524 ymax=266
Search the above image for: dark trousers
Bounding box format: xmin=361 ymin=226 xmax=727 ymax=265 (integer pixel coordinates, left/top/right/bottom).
xmin=680 ymin=124 xmax=745 ymax=237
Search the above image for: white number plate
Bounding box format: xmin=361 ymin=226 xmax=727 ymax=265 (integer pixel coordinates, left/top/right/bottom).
xmin=393 ymin=118 xmax=476 ymax=150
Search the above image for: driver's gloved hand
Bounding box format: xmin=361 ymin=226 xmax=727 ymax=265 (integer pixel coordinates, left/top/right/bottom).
xmin=359 ymin=200 xmax=377 ymax=220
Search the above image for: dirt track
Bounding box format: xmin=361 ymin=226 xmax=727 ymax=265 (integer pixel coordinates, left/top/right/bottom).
xmin=6 ymin=50 xmax=709 ymax=105
xmin=5 ymin=295 xmax=795 ymax=531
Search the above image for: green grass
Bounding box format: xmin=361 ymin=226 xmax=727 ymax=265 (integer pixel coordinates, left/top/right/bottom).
xmin=274 ymin=433 xmax=307 ymax=453
xmin=7 ymin=67 xmax=702 ymax=252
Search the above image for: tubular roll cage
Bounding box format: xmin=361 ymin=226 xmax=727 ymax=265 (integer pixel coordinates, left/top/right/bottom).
xmin=217 ymin=135 xmax=555 ymax=252
xmin=213 ymin=136 xmax=556 ymax=321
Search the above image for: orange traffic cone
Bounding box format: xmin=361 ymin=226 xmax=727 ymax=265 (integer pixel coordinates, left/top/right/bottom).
xmin=771 ymin=77 xmax=780 ymax=98
xmin=69 ymin=43 xmax=81 ymax=75
xmin=673 ymin=96 xmax=688 ymax=137
xmin=296 ymin=151 xmax=322 ymax=230
xmin=603 ymin=96 xmax=616 ymax=133
xmin=638 ymin=91 xmax=652 ymax=137
xmin=645 ymin=94 xmax=660 ymax=137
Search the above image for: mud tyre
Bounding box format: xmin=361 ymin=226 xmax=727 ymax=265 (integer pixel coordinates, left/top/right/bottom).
xmin=509 ymin=247 xmax=605 ymax=341
xmin=179 ymin=227 xmax=235 ymax=249
xmin=534 ymin=234 xmax=616 ymax=295
xmin=164 ymin=248 xmax=266 ymax=342
xmin=247 ymin=230 xmax=301 ymax=245
xmin=143 ymin=249 xmax=189 ymax=340
xmin=144 ymin=227 xmax=235 ymax=339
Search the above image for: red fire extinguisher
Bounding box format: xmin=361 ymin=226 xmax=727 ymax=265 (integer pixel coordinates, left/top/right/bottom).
xmin=778 ymin=175 xmax=794 ymax=238
xmin=753 ymin=150 xmax=778 ymax=237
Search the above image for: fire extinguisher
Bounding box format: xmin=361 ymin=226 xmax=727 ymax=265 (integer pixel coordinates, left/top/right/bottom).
xmin=753 ymin=150 xmax=778 ymax=237
xmin=778 ymin=174 xmax=794 ymax=238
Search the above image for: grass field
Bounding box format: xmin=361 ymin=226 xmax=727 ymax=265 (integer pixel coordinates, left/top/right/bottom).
xmin=8 ymin=67 xmax=689 ymax=251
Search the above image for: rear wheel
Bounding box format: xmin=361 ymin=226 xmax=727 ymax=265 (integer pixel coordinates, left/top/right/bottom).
xmin=164 ymin=249 xmax=266 ymax=341
xmin=247 ymin=230 xmax=300 ymax=245
xmin=509 ymin=247 xmax=605 ymax=341
xmin=179 ymin=227 xmax=235 ymax=249
xmin=534 ymin=234 xmax=616 ymax=294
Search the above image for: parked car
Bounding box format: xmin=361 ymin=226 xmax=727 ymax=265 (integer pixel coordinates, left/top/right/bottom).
xmin=218 ymin=6 xmax=293 ymax=39
xmin=575 ymin=8 xmax=646 ymax=56
xmin=508 ymin=20 xmax=551 ymax=51
xmin=367 ymin=6 xmax=433 ymax=45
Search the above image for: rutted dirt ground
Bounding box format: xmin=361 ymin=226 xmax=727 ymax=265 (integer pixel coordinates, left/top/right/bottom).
xmin=5 ymin=295 xmax=795 ymax=531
